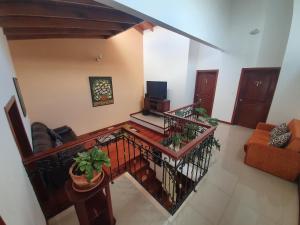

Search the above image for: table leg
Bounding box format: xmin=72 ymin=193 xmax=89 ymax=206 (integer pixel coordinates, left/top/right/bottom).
xmin=105 ymin=184 xmax=115 ymax=225
xmin=75 ymin=202 xmax=90 ymax=225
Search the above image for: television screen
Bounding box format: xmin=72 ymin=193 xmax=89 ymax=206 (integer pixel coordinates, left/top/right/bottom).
xmin=146 ymin=81 xmax=167 ymax=100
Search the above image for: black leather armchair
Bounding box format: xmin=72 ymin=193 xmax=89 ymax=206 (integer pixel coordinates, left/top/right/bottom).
xmin=31 ymin=122 xmax=84 ymax=189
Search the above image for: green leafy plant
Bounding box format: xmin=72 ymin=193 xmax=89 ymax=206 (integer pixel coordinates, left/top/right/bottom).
xmin=195 ymin=107 xmax=221 ymax=151
xmin=171 ymin=133 xmax=182 ymax=147
xmin=207 ymin=118 xmax=219 ymax=127
xmin=212 ymin=137 xmax=221 ymax=150
xmin=194 ymin=107 xmax=209 ymax=118
xmin=182 ymin=123 xmax=199 ymax=141
xmin=195 ymin=107 xmax=219 ymax=127
xmin=73 ymin=147 xmax=111 ymax=182
xmin=175 ymin=110 xmax=185 ymax=117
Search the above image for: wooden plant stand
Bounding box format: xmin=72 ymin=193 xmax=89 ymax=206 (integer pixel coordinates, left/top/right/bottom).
xmin=65 ymin=172 xmax=115 ymax=225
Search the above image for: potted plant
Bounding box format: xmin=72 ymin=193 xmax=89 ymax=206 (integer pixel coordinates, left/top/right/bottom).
xmin=170 ymin=133 xmax=182 ymax=151
xmin=182 ymin=123 xmax=199 ymax=141
xmin=195 ymin=107 xmax=221 ymax=150
xmin=69 ymin=146 xmax=111 ymax=192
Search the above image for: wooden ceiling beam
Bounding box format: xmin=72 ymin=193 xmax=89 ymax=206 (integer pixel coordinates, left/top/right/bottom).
xmin=134 ymin=21 xmax=155 ymax=34
xmin=6 ymin=33 xmax=110 ymax=40
xmin=45 ymin=0 xmax=113 ymax=9
xmin=0 ymin=16 xmax=130 ymax=31
xmin=0 ymin=2 xmax=142 ymax=24
xmin=4 ymin=27 xmax=115 ymax=36
xmin=4 ymin=0 xmax=113 ymax=9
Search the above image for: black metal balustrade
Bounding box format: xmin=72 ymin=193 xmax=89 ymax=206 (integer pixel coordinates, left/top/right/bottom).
xmin=93 ymin=126 xmax=215 ymax=214
xmin=23 ymin=104 xmax=216 ymax=218
xmin=164 ymin=103 xmax=204 ymax=136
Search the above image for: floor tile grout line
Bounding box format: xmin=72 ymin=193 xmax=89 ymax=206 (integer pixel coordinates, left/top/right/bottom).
xmin=216 ymin=174 xmax=241 ymax=225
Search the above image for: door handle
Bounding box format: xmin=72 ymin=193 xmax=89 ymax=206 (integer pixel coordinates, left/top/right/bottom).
xmin=199 ymin=98 xmax=202 ymax=102
xmin=239 ymin=98 xmax=243 ymax=102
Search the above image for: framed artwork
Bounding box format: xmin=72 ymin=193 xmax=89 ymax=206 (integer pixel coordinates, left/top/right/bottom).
xmin=13 ymin=77 xmax=27 ymax=117
xmin=89 ymin=76 xmax=114 ymax=107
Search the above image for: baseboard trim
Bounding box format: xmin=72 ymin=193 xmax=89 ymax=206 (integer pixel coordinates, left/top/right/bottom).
xmin=218 ymin=119 xmax=232 ymax=125
xmin=129 ymin=110 xmax=143 ymax=117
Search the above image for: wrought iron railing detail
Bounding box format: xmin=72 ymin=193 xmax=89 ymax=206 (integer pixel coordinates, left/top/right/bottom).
xmin=91 ymin=127 xmax=215 ymax=214
xmin=23 ymin=104 xmax=217 ymax=217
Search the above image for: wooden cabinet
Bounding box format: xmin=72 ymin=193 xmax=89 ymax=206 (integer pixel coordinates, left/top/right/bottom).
xmin=144 ymin=98 xmax=170 ymax=113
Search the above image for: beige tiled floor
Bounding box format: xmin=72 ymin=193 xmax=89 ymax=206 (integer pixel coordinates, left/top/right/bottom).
xmin=48 ymin=124 xmax=299 ymax=225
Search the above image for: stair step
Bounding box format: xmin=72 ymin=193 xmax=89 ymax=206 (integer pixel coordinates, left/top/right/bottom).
xmin=133 ymin=166 xmax=155 ymax=182
xmin=143 ymin=177 xmax=161 ymax=195
xmin=128 ymin=157 xmax=149 ymax=174
xmin=108 ymin=157 xmax=149 ymax=179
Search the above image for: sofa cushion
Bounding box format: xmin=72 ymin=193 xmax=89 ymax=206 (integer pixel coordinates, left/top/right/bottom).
xmin=270 ymin=123 xmax=289 ymax=138
xmin=270 ymin=132 xmax=291 ymax=148
xmin=246 ymin=129 xmax=270 ymax=146
xmin=32 ymin=122 xmax=48 ymax=133
xmin=31 ymin=122 xmax=54 ymax=152
xmin=32 ymin=132 xmax=53 ymax=152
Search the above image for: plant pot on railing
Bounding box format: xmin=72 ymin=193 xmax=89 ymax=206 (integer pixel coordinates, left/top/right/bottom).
xmin=69 ymin=146 xmax=111 ymax=192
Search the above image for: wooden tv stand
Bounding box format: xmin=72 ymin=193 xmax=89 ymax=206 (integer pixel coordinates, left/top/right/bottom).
xmin=144 ymin=97 xmax=170 ymax=113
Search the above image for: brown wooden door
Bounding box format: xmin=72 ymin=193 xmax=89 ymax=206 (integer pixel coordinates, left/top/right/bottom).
xmin=194 ymin=70 xmax=218 ymax=116
xmin=0 ymin=216 xmax=6 ymax=225
xmin=233 ymin=68 xmax=280 ymax=128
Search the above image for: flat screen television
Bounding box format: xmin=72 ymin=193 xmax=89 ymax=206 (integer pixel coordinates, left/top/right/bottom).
xmin=146 ymin=81 xmax=167 ymax=100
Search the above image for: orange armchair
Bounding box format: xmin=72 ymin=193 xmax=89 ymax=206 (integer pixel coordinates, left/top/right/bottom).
xmin=244 ymin=119 xmax=300 ymax=181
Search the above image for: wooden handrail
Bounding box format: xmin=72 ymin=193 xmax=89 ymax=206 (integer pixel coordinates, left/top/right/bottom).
xmin=165 ymin=103 xmax=198 ymax=114
xmin=122 ymin=127 xmax=178 ymax=159
xmin=122 ymin=126 xmax=216 ymax=160
xmin=22 ymin=123 xmax=126 ymax=165
xmin=23 ymin=113 xmax=217 ymax=165
xmin=164 ymin=111 xmax=211 ymax=128
xmin=176 ymin=126 xmax=216 ymax=158
xmin=164 ymin=103 xmax=211 ymax=128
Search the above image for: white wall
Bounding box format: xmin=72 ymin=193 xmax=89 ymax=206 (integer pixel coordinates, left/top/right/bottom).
xmin=0 ymin=29 xmax=45 ymax=225
xmin=198 ymin=0 xmax=293 ymax=122
xmin=98 ymin=0 xmax=231 ymax=49
xmin=143 ymin=26 xmax=190 ymax=109
xmin=208 ymin=0 xmax=270 ymax=121
xmin=143 ymin=0 xmax=292 ymax=121
xmin=268 ymin=0 xmax=300 ymax=123
xmin=256 ymin=0 xmax=293 ymax=67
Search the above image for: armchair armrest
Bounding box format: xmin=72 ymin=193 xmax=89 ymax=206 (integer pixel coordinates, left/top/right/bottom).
xmin=54 ymin=126 xmax=72 ymax=135
xmin=249 ymin=142 xmax=282 ymax=152
xmin=54 ymin=126 xmax=77 ymax=143
xmin=248 ymin=142 xmax=300 ymax=165
xmin=256 ymin=122 xmax=275 ymax=131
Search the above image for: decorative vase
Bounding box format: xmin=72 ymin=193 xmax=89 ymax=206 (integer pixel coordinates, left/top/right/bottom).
xmin=69 ymin=163 xmax=104 ymax=192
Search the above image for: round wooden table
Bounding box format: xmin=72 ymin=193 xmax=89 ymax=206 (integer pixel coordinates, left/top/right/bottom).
xmin=65 ymin=172 xmax=115 ymax=225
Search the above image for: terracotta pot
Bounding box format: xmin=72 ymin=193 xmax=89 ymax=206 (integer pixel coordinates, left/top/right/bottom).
xmin=69 ymin=163 xmax=103 ymax=191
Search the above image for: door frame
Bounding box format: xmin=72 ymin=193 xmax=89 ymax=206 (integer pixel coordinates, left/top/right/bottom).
xmin=193 ymin=69 xmax=219 ymax=116
xmin=231 ymin=67 xmax=281 ymax=125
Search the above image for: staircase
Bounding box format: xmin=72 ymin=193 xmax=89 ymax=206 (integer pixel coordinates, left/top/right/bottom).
xmin=103 ymin=138 xmax=196 ymax=212
xmin=107 ymin=152 xmax=173 ymax=209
